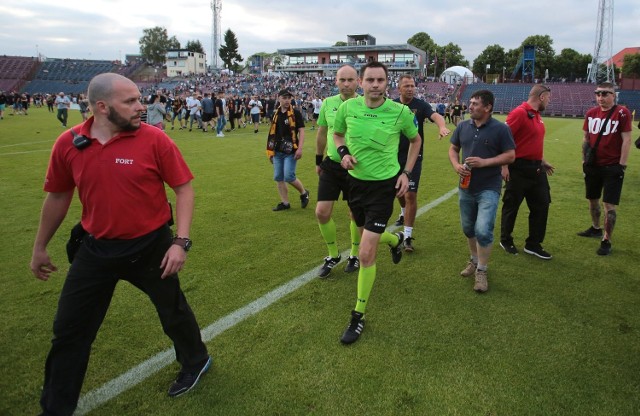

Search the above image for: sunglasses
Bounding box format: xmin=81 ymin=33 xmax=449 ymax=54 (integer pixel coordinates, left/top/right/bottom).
xmin=594 ymin=91 xmax=614 ymax=97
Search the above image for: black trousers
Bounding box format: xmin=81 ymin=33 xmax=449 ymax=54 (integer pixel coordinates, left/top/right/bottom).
xmin=40 ymin=225 xmax=208 ymax=416
xmin=500 ymin=160 xmax=551 ymax=246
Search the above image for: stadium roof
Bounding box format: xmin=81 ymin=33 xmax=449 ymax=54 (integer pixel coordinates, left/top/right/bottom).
xmin=609 ymin=46 xmax=640 ymax=68
xmin=277 ymin=43 xmax=424 ymax=56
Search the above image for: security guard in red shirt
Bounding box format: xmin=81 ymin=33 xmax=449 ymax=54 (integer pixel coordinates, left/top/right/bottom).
xmin=499 ymin=84 xmax=555 ymax=260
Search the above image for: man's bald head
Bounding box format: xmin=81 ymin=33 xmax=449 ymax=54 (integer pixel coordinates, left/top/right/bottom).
xmin=87 ymin=73 xmax=137 ymax=107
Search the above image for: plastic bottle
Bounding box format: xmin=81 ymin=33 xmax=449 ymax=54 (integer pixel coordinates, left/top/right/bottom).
xmin=459 ymin=163 xmax=472 ymax=189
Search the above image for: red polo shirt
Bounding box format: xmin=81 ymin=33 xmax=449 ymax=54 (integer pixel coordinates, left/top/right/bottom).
xmin=44 ymin=118 xmax=194 ymax=239
xmin=505 ymin=102 xmax=545 ymax=161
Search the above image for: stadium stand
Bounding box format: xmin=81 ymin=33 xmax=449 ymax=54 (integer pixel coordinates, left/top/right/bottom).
xmin=22 ymin=59 xmax=118 ymax=94
xmin=455 ymin=82 xmax=640 ymax=118
xmin=5 ymin=54 xmax=638 ymax=119
xmin=0 ymin=56 xmax=40 ymax=92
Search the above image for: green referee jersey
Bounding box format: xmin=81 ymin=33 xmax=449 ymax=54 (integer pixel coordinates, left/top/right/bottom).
xmin=317 ymin=93 xmax=359 ymax=163
xmin=334 ymin=96 xmax=419 ymax=181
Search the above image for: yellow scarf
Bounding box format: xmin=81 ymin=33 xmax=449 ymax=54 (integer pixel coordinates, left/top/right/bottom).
xmin=266 ymin=107 xmax=298 ymax=157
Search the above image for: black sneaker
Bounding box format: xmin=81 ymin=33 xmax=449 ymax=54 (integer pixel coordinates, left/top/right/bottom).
xmin=404 ymin=237 xmax=415 ymax=252
xmin=500 ymin=241 xmax=519 ymax=255
xmin=524 ymin=244 xmax=552 ymax=260
xmin=167 ymin=356 xmax=212 ymax=397
xmin=597 ymin=239 xmax=612 ymax=256
xmin=300 ymin=190 xmax=310 ymax=208
xmin=394 ymin=215 xmax=404 ymax=226
xmin=389 ymin=232 xmax=404 ymax=264
xmin=272 ymin=202 xmax=291 ymax=211
xmin=318 ymin=255 xmax=341 ymax=278
xmin=577 ymin=226 xmax=603 ymax=238
xmin=344 ymin=256 xmax=360 ymax=273
xmin=340 ymin=310 xmax=365 ymax=344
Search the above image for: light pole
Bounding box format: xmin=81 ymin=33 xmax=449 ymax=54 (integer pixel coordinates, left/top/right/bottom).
xmin=502 ymin=66 xmax=506 ymax=83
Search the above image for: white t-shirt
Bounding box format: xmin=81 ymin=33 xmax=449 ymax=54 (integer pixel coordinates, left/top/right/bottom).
xmin=249 ymin=99 xmax=262 ymax=115
xmin=312 ymin=99 xmax=322 ymax=114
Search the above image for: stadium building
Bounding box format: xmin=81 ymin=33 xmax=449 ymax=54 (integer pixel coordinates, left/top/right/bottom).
xmin=276 ymin=34 xmax=425 ymax=76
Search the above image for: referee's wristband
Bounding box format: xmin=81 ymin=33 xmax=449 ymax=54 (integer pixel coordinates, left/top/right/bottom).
xmin=337 ymin=145 xmax=351 ymax=160
xmin=402 ymin=169 xmax=412 ymax=180
xmin=315 ymin=155 xmax=323 ymax=166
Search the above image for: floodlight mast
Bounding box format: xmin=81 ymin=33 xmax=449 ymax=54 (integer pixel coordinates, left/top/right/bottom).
xmin=211 ymin=0 xmax=222 ymax=70
xmin=587 ymin=0 xmax=615 ymax=84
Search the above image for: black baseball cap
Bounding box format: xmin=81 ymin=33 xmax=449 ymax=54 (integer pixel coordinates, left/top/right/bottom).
xmin=278 ymin=88 xmax=293 ymax=97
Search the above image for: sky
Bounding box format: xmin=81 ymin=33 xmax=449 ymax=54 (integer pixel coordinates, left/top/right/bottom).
xmin=2 ymin=0 xmax=639 ymax=68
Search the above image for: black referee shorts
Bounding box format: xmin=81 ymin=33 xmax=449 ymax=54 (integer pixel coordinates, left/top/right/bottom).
xmin=347 ymin=175 xmax=398 ymax=234
xmin=317 ymin=158 xmax=350 ymax=201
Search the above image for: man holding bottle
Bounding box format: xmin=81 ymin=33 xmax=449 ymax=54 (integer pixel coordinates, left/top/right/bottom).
xmin=448 ymin=90 xmax=515 ymax=293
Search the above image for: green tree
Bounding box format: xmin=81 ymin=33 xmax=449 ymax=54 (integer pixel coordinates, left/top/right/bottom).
xmin=185 ymin=40 xmax=205 ymax=54
xmin=553 ymin=48 xmax=592 ymax=81
xmin=621 ymin=53 xmax=640 ymax=77
xmin=472 ymin=44 xmax=506 ymax=78
xmin=139 ymin=26 xmax=180 ymax=65
xmin=334 ymin=41 xmax=347 ymax=47
xmin=219 ymin=29 xmax=243 ymax=72
xmin=407 ymin=32 xmax=438 ymax=55
xmin=436 ymin=42 xmax=469 ymax=69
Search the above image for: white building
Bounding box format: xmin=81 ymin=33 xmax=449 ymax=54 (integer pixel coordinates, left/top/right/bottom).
xmin=165 ymin=50 xmax=207 ymax=77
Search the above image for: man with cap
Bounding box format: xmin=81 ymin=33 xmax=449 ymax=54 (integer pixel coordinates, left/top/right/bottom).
xmin=266 ymin=88 xmax=310 ymax=211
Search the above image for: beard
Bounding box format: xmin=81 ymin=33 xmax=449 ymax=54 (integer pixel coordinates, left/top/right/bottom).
xmin=107 ymin=106 xmax=140 ymax=131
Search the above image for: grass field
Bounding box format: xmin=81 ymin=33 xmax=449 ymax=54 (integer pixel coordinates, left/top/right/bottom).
xmin=1 ymin=106 xmax=639 ymax=416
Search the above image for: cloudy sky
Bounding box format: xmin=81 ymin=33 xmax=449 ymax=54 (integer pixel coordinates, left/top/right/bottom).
xmin=2 ymin=0 xmax=638 ymax=67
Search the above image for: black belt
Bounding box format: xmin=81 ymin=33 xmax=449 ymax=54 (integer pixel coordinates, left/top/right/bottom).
xmin=513 ymin=158 xmax=542 ymax=167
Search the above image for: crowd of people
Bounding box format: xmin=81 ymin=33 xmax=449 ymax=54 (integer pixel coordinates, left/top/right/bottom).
xmin=22 ymin=63 xmax=635 ymax=415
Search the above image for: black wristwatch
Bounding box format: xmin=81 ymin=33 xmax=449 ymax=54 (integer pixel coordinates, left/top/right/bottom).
xmin=402 ymin=169 xmax=412 ymax=180
xmin=172 ymin=236 xmax=192 ymax=252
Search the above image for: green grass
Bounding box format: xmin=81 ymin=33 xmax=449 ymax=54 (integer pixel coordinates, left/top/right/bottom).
xmin=1 ymin=107 xmax=639 ymax=415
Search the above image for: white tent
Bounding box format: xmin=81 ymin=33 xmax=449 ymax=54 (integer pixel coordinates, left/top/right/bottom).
xmin=440 ymin=66 xmax=475 ymax=84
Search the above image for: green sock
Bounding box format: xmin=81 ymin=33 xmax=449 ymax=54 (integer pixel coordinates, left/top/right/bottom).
xmin=349 ymin=220 xmax=360 ymax=257
xmin=355 ymin=264 xmax=377 ymax=313
xmin=379 ymin=231 xmax=399 ymax=247
xmin=318 ymin=218 xmax=339 ymax=258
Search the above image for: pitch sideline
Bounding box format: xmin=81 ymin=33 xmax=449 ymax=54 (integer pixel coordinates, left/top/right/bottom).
xmin=75 ymin=188 xmax=458 ymax=414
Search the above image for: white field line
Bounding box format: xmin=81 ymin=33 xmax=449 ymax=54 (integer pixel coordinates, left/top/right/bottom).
xmin=0 ymin=149 xmax=52 ymax=156
xmin=0 ymin=140 xmax=53 ymax=148
xmin=74 ymin=188 xmax=458 ymax=415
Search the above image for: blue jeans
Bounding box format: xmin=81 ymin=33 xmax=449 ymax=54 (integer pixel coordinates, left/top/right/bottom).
xmin=458 ymin=189 xmax=500 ymax=247
xmin=273 ymin=152 xmax=297 ymax=182
xmin=216 ymin=115 xmax=227 ymax=134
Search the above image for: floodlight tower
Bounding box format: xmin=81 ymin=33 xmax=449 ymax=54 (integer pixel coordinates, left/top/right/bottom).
xmin=587 ymin=0 xmax=615 ymax=84
xmin=211 ymin=0 xmax=222 ymax=69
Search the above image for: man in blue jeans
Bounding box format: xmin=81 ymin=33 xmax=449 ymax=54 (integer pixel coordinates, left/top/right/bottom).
xmin=266 ymin=88 xmax=310 ymax=211
xmin=448 ymin=89 xmax=515 ymax=293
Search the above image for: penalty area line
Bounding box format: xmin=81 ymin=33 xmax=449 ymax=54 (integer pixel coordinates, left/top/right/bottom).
xmin=75 ymin=188 xmax=458 ymax=414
